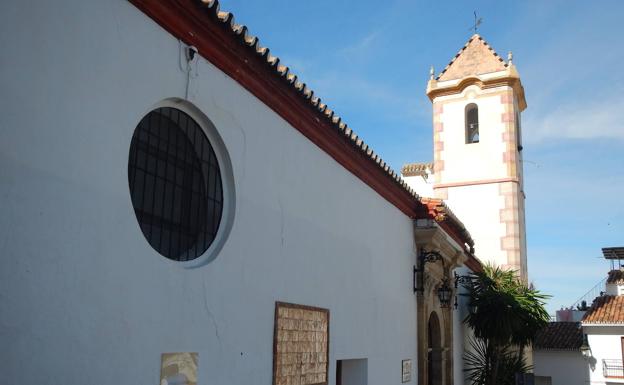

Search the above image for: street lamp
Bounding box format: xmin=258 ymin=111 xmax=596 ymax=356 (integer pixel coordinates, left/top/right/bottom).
xmin=437 ymin=279 xmax=452 ymax=308
xmin=580 ymin=334 xmax=591 ymax=358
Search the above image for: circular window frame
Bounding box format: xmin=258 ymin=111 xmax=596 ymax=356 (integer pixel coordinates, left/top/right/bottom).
xmin=129 ymin=98 xmax=236 ymax=268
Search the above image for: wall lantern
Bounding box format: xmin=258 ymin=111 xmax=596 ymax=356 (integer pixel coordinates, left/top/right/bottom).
xmin=580 ymin=334 xmax=591 ymax=358
xmin=437 ymin=279 xmax=452 ymax=308
xmin=413 ymin=250 xmax=444 ymax=293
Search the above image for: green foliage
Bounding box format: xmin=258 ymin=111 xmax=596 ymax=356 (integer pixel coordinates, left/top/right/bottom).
xmin=463 ymin=264 xmax=550 ymax=348
xmin=464 ymin=338 xmax=531 ymax=385
xmin=461 ymin=264 xmax=550 ymax=385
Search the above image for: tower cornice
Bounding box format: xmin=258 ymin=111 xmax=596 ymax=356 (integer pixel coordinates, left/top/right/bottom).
xmin=426 ymin=66 xmax=527 ymax=111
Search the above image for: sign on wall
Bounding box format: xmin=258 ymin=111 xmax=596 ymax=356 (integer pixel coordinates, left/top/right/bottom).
xmin=160 ymin=352 xmax=198 ymax=385
xmin=402 ymin=359 xmax=412 ymax=383
xmin=273 ymin=302 xmax=329 ymax=385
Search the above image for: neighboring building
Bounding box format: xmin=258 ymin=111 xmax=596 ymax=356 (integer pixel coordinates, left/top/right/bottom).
xmin=0 ymin=1 xmax=483 ymax=385
xmin=533 ymin=322 xmax=588 ymax=385
xmin=534 ymin=248 xmax=624 ymax=385
xmin=582 ymin=248 xmax=624 ymax=385
xmin=403 ymin=34 xmax=529 ymax=281
xmin=556 ymin=308 xmax=588 ymax=322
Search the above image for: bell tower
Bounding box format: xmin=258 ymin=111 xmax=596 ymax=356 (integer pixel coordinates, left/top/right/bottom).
xmin=425 ymin=34 xmax=528 ymax=280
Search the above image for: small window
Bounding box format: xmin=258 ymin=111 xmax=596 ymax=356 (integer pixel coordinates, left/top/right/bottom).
xmin=128 ymin=107 xmax=223 ymax=262
xmin=465 ymin=103 xmax=479 ymax=144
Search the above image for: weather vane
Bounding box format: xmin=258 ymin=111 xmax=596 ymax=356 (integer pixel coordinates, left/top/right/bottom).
xmin=469 ymin=11 xmax=483 ymax=33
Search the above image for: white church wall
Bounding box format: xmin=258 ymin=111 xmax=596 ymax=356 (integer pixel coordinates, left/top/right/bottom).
xmin=533 ymin=350 xmax=588 ymax=385
xmin=0 ymin=1 xmax=419 ymax=384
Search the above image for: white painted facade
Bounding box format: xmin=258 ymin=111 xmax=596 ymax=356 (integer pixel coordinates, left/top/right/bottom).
xmin=0 ymin=1 xmax=481 ymax=384
xmin=582 ymin=272 xmax=624 ymax=385
xmin=533 ymin=350 xmax=589 ymax=385
xmin=606 ymin=278 xmax=624 ymax=296
xmin=584 ymin=326 xmax=624 ymax=385
xmin=404 ymin=173 xmax=434 ymax=198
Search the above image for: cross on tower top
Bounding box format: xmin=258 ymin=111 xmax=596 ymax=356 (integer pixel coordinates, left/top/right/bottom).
xmin=470 ymin=11 xmax=483 ymax=33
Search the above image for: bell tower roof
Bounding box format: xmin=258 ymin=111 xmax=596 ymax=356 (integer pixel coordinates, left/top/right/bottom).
xmin=426 ymin=34 xmax=527 ymax=111
xmin=437 ymin=34 xmax=507 ymax=81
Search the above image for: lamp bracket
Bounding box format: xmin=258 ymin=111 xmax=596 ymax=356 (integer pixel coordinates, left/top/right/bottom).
xmin=414 ymin=249 xmax=444 ymax=293
xmin=454 ymin=271 xmax=471 ymax=288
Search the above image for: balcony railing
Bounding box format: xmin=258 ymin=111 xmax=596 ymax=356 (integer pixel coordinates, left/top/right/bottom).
xmin=603 ymin=359 xmax=624 ymax=378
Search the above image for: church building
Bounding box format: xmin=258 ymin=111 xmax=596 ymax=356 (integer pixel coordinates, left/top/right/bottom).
xmin=0 ymin=1 xmax=530 ymax=385
xmin=403 ymin=34 xmax=529 ymax=281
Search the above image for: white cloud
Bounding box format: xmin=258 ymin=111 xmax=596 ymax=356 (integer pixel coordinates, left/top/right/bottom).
xmin=524 ymin=94 xmax=624 ymax=143
xmin=337 ymin=30 xmax=381 ymax=58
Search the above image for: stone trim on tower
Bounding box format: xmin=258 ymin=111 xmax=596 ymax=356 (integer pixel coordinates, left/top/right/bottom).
xmin=501 ymin=90 xmax=519 ymax=178
xmin=433 ymin=102 xmax=445 ymax=185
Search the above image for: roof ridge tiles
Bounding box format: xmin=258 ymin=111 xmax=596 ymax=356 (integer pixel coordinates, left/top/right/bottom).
xmin=436 ymin=33 xmax=508 ymax=81
xmin=132 ymin=0 xmax=477 ymax=256
xmin=194 ymin=0 xmax=421 ymax=200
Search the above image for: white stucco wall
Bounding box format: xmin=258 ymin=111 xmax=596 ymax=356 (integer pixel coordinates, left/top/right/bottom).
xmin=445 ymin=184 xmax=506 ymax=266
xmin=435 ymin=86 xmax=510 ymax=184
xmin=584 ymin=326 xmax=624 ymax=384
xmin=533 ymin=350 xmax=589 ymax=385
xmin=0 ymin=1 xmax=420 ymax=384
xmin=432 ymin=83 xmax=526 ymax=274
xmin=605 ymin=282 xmax=624 ymax=296
xmin=403 ymin=174 xmax=434 ymax=198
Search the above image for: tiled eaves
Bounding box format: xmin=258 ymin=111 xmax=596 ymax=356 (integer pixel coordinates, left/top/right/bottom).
xmin=533 ymin=322 xmax=583 ymax=351
xmin=129 ymin=0 xmax=477 ymax=256
xmin=436 ymin=34 xmax=508 ymax=81
xmin=199 ymin=0 xmax=421 ymax=199
xmin=582 ymin=295 xmax=624 ymax=324
xmin=420 ymin=198 xmax=475 ymax=253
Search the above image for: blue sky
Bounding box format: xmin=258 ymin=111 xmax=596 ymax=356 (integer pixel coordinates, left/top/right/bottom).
xmin=220 ymin=0 xmax=624 ymax=314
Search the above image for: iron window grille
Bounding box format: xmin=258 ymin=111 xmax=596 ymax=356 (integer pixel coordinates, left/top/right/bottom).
xmin=128 ymin=107 xmax=223 ymax=261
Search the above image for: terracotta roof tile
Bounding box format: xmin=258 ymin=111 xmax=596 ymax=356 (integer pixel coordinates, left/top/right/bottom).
xmin=420 ymin=198 xmax=475 ymax=252
xmin=607 ymin=269 xmax=624 ymax=284
xmin=193 ymin=0 xmax=423 ymax=199
xmin=533 ymin=322 xmax=583 ymax=351
xmin=582 ymin=295 xmax=624 ymax=324
xmin=437 ymin=34 xmax=507 ymax=81
xmin=131 ymin=0 xmax=479 ymax=261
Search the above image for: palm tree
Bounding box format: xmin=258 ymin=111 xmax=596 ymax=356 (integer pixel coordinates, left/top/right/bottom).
xmin=462 ymin=265 xmax=550 ymax=385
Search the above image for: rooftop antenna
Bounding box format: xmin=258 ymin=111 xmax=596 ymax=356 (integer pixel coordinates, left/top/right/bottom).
xmin=469 ymin=11 xmax=483 ymax=34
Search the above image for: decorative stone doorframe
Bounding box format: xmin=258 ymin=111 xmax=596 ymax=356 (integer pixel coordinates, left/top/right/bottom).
xmin=414 ymin=219 xmax=468 ymax=385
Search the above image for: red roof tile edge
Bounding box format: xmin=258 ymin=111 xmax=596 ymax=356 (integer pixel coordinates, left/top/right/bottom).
xmin=582 ymin=295 xmax=624 ymax=324
xmin=128 ymin=0 xmax=480 ymax=269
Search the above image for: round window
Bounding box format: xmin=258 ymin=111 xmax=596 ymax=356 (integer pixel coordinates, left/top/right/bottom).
xmin=128 ymin=107 xmax=223 ymax=261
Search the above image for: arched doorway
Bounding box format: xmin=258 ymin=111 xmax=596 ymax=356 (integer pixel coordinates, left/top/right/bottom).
xmin=428 ymin=312 xmax=442 ymax=385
